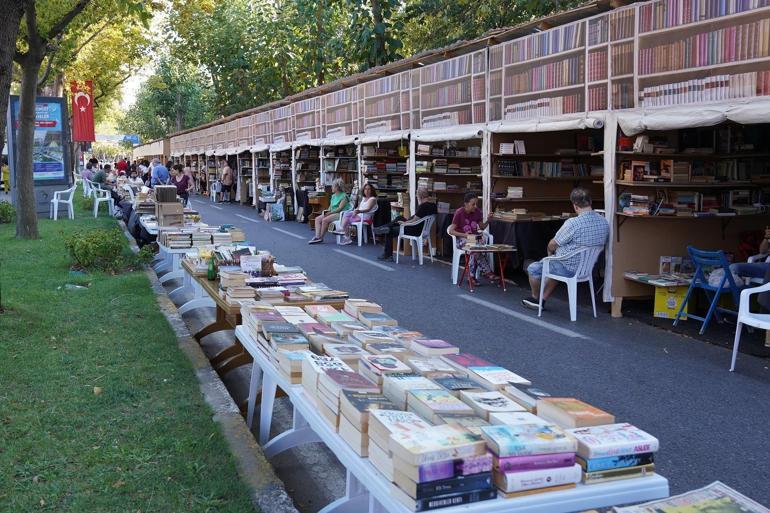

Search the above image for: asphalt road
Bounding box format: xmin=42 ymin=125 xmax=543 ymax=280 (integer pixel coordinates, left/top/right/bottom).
xmin=175 ymin=197 xmax=770 ymax=510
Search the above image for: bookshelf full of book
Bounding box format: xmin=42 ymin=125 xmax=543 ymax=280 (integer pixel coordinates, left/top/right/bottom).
xmin=360 ymin=140 xmax=410 ymax=202
xmin=321 ymin=144 xmax=358 ymax=191
xmin=359 ymin=72 xmax=411 ymax=135
xmin=253 ymin=149 xmax=270 ymax=205
xmin=489 ymin=129 xmax=605 ymax=222
xmin=611 ymin=121 xmax=770 ymax=305
xmin=415 ymin=50 xmax=487 ymax=130
xmin=272 ymin=105 xmax=295 ymax=145
xmin=294 ymin=97 xmax=323 ymax=141
xmin=270 ymin=148 xmax=293 ymax=195
xmin=293 ymin=144 xmax=321 ymax=193
xmin=238 ymin=151 xmax=253 ymax=205
xmin=322 ymin=86 xmax=359 ymax=140
xmin=251 ymin=111 xmax=273 ymax=146
xmin=414 ymin=140 xmax=484 ymax=216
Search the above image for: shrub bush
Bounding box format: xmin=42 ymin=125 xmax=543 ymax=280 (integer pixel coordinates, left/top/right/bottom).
xmin=64 ymin=228 xmax=152 ymax=273
xmin=0 ymin=201 xmax=15 ymax=223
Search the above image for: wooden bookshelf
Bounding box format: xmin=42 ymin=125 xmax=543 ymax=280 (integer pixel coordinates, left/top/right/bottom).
xmin=360 ymin=140 xmax=409 ymax=201
xmin=272 ymin=105 xmax=294 ymax=145
xmin=321 ymin=143 xmax=358 ymax=190
xmin=322 ymin=86 xmax=358 ymax=140
xmin=293 ymin=97 xmax=322 ymax=141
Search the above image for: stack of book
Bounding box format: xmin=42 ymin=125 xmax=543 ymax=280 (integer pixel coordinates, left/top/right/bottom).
xmin=358 ymin=311 xmax=398 ymax=328
xmin=301 ymin=354 xmax=353 ymax=408
xmin=349 ymin=330 xmax=397 ymax=349
xmin=459 ymin=390 xmax=526 ymax=420
xmin=567 ymin=423 xmax=659 ymax=484
xmin=415 ymin=160 xmax=431 ymax=174
xmin=317 ymin=368 xmax=379 ymax=430
xmin=338 ymin=391 xmax=397 ymax=456
xmin=308 ymin=305 xmax=355 ymax=325
xmin=389 ymin=424 xmax=496 ymax=510
xmin=343 ymin=299 xmax=382 ymax=318
xmin=441 ymin=352 xmax=531 ymax=390
xmin=409 ymin=339 xmax=459 ymax=357
xmin=506 ymin=186 xmax=524 ymax=199
xmin=406 ymin=357 xmax=460 ymax=378
xmin=160 ymin=231 xmax=192 ymax=248
xmin=382 ymin=373 xmax=443 ymax=409
xmin=417 ymin=176 xmax=434 ymax=192
xmin=367 ymin=342 xmax=413 ymax=361
xmin=536 ymin=398 xmax=615 ymax=428
xmin=368 ymin=410 xmax=432 ymax=481
xmin=225 ymin=286 xmax=256 ymax=304
xmin=220 ymin=269 xmax=248 ymax=289
xmin=211 ymin=232 xmax=232 ymax=245
xmin=191 ymin=231 xmax=212 ymax=247
xmin=359 ymin=354 xmax=412 ymax=385
xmin=325 ymin=344 xmax=368 ymax=369
xmin=276 ymin=349 xmax=309 ymax=384
xmin=481 ymin=424 xmax=581 ymax=497
xmin=406 ymin=389 xmax=475 ymax=423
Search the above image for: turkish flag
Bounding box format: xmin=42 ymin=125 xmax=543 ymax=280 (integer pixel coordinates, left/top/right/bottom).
xmin=71 ymin=80 xmax=95 ymax=142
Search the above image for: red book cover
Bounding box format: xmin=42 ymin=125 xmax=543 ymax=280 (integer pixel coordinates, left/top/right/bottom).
xmin=324 ymin=370 xmax=378 ymax=390
xmin=444 ymin=353 xmax=494 ymax=368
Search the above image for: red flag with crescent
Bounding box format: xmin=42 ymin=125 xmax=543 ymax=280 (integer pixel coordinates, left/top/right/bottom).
xmin=71 ymin=80 xmax=95 ymax=142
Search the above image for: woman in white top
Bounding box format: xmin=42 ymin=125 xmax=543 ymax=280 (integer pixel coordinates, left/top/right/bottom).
xmin=337 ymin=182 xmax=377 ymax=245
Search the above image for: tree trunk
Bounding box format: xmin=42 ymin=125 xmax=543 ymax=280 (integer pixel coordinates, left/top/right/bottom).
xmin=315 ymin=0 xmax=325 ymax=85
xmin=176 ymin=90 xmax=182 ymax=131
xmin=371 ymin=0 xmax=385 ymax=67
xmin=16 ymin=51 xmax=44 ymax=239
xmin=0 ymin=1 xmax=25 ymax=158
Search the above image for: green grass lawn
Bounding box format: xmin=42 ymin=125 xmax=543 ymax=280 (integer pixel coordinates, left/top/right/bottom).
xmin=0 ymin=197 xmax=255 ymax=512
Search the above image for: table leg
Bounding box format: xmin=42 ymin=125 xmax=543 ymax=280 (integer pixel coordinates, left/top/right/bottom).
xmin=193 ymin=307 xmax=233 ymax=341
xmin=498 ymin=253 xmax=508 ymax=292
xmin=178 ymin=280 xmax=215 ymax=315
xmin=259 ymin=372 xmax=278 ymax=445
xmin=215 ymin=351 xmax=252 ymax=375
xmin=611 ymin=298 xmax=623 ymax=318
xmin=169 ymin=271 xmax=192 ymax=300
xmin=210 ymin=340 xmax=244 ymax=366
xmin=246 ymin=362 xmax=264 ymax=429
xmin=467 ymin=254 xmax=476 ymax=293
xmin=318 ymin=471 xmax=369 ymax=513
xmin=263 ymin=408 xmax=321 ymax=459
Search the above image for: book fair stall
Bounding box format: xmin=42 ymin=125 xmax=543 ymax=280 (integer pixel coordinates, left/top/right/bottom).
xmin=161 ymin=0 xmax=770 ymax=328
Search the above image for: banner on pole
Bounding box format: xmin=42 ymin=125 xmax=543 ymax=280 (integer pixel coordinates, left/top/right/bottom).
xmin=70 ymin=80 xmax=95 ymax=142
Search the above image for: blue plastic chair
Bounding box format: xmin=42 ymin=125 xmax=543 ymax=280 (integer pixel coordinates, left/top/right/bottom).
xmin=674 ymin=246 xmax=745 ymax=335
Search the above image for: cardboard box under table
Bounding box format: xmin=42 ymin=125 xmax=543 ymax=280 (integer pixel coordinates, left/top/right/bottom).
xmin=155 ymin=202 xmax=184 ymax=227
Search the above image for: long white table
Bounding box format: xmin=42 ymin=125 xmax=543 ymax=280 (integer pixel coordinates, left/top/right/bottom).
xmin=234 ymin=325 xmax=670 ymax=513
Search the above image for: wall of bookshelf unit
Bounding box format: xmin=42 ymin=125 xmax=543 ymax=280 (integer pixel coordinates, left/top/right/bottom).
xmin=413 ymin=138 xmax=484 ymax=215
xmin=322 ymin=86 xmax=359 ymax=139
xmin=293 ymin=97 xmax=323 ymax=141
xmin=359 ymin=139 xmax=410 ymax=203
xmin=272 ymin=105 xmax=295 ymax=144
xmin=414 ymin=50 xmax=487 ymax=129
xmin=489 ymin=129 xmax=605 ymax=218
xmin=359 ymin=72 xmax=411 ymax=134
xmin=237 ymin=151 xmax=253 ymax=205
xmin=321 ymin=144 xmax=358 ymax=191
xmin=293 ymin=143 xmax=322 ymax=194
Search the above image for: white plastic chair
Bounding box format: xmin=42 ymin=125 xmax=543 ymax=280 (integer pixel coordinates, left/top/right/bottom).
xmin=746 ymin=253 xmax=770 ymax=285
xmin=537 ymin=246 xmax=604 ymax=322
xmin=83 ymin=178 xmax=96 ymax=198
xmin=92 ymin=185 xmax=115 ymax=218
xmin=334 ymin=202 xmax=378 ymax=246
xmin=122 ymin=184 xmax=136 ymax=202
xmin=396 ymin=215 xmax=435 ymax=265
xmin=49 ymin=184 xmax=77 ymax=220
xmin=447 ymin=225 xmax=494 ymax=285
xmin=730 ymin=281 xmax=770 ymax=371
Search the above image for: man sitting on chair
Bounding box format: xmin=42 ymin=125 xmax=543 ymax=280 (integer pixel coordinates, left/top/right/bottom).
xmin=522 ymin=188 xmax=608 ymax=310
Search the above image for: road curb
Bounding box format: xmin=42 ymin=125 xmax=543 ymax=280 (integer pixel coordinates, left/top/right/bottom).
xmin=119 ymin=221 xmax=299 ymax=513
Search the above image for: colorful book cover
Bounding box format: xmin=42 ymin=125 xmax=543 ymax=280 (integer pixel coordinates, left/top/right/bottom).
xmin=362 ymin=355 xmax=410 ymax=373
xmin=407 ymin=357 xmax=457 ymax=375
xmin=414 ymin=453 xmax=494 ymax=483
xmin=330 ymin=321 xmax=366 ymax=334
xmin=250 ymin=311 xmax=283 ymax=322
xmin=369 ymin=409 xmax=431 ymax=433
xmin=495 ymin=452 xmax=576 ymax=473
xmin=442 ymin=353 xmax=494 ymax=369
xmin=325 ymin=344 xmax=366 ymax=357
xmin=367 ymin=342 xmax=409 ymax=354
xmin=577 ymin=452 xmax=654 ymax=473
xmin=270 ymin=333 xmax=309 ymax=346
xmin=479 ymin=424 xmax=577 ymax=457
xmin=408 ymin=389 xmax=474 ymax=413
xmin=323 ymin=369 xmax=378 ymax=391
xmin=262 ymin=321 xmax=300 ymax=335
xmin=297 ymin=322 xmax=335 ymax=336
xmin=432 ymin=376 xmax=483 ymax=391
xmin=436 ymin=414 xmax=490 ymax=435
xmin=411 ymin=339 xmax=457 ymax=350
xmin=468 ymin=366 xmax=531 ymax=386
xmin=304 ymin=353 xmax=352 ymax=374
xmin=359 ymin=311 xmax=397 ymax=324
xmin=566 ymin=423 xmax=659 ymax=458
xmin=341 ymin=391 xmax=396 ymax=413
xmin=319 ymin=312 xmax=356 ymax=324
xmin=461 ymin=391 xmax=526 ymax=413
xmin=389 ymin=424 xmax=485 ymax=465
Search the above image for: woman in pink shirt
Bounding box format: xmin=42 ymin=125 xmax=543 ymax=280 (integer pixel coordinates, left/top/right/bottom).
xmin=449 ymin=192 xmax=496 ymax=282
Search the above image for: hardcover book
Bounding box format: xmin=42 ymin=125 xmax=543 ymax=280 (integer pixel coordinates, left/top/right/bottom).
xmin=537 ymin=398 xmax=615 ymax=428
xmin=389 ymin=424 xmax=486 ymax=465
xmin=479 ymin=424 xmax=577 ymax=457
xmin=566 ymin=423 xmax=659 ymax=458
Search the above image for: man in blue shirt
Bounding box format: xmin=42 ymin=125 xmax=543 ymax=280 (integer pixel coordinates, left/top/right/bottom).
xmin=522 ymin=188 xmax=608 ymax=310
xmin=150 ymin=158 xmax=169 ymax=186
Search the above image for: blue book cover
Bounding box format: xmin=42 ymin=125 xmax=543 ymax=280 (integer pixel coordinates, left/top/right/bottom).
xmin=578 ymin=452 xmax=655 ymax=472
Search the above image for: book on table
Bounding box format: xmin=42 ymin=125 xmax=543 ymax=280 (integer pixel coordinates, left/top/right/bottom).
xmin=358 ymin=311 xmax=398 ymax=328
xmin=348 ymin=330 xmax=397 ymax=347
xmin=269 ymin=332 xmax=310 ymax=352
xmin=409 ymin=339 xmax=460 ymax=357
xmin=330 ymin=321 xmax=367 ymax=337
xmin=501 ymin=385 xmax=538 ymax=412
xmin=434 ymin=414 xmax=490 ymax=435
xmin=406 ymin=389 xmax=475 ymax=423
xmin=536 ymin=397 xmax=615 ymax=428
xmin=466 ymin=365 xmax=531 ymax=389
xmin=488 ymin=411 xmax=549 ymax=427
xmin=338 ymin=391 xmax=397 ymax=457
xmin=343 ymin=299 xmax=382 ymax=317
xmin=368 ymin=409 xmax=432 ymax=454
xmin=276 ymin=349 xmax=311 ymax=384
xmin=493 ymin=463 xmax=582 ymax=494
xmin=389 ymin=424 xmax=487 ymax=466
xmin=307 ymin=333 xmax=347 ymax=354
xmin=367 ymin=342 xmax=413 ymax=360
xmin=382 ymin=373 xmax=443 ymax=409
xmin=479 ymin=424 xmax=577 ymax=457
xmin=359 ymin=354 xmax=412 ymax=385
xmin=324 ymin=344 xmax=367 ymax=367
xmin=459 ymin=390 xmax=526 ymax=420
xmin=406 ymin=357 xmax=463 ymax=378
xmin=261 ymin=321 xmax=301 ymax=341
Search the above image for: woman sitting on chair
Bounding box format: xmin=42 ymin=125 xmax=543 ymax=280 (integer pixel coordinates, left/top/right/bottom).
xmin=337 ymin=182 xmax=377 ymax=246
xmin=308 ymin=178 xmax=351 ymax=244
xmin=449 ymin=192 xmax=496 ymax=282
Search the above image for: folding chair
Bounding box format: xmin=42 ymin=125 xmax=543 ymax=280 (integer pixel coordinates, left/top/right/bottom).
xmin=674 ymin=246 xmax=745 ymax=335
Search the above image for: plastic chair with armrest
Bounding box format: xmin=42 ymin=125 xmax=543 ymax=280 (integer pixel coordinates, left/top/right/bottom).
xmin=396 ymin=215 xmax=435 ymax=265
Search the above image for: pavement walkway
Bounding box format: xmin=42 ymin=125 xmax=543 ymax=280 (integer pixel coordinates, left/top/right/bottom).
xmin=164 ymin=197 xmax=770 ymax=510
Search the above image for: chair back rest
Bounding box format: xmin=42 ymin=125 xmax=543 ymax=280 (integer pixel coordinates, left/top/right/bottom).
xmin=687 ymin=246 xmax=742 ymax=296
xmin=360 ymin=199 xmax=378 ymax=221
xmin=574 ymin=246 xmax=604 ymax=280
xmin=420 ymin=215 xmax=436 ymax=238
xmin=123 ymin=184 xmax=136 ymax=201
xmin=63 ymin=184 xmax=77 ymax=200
